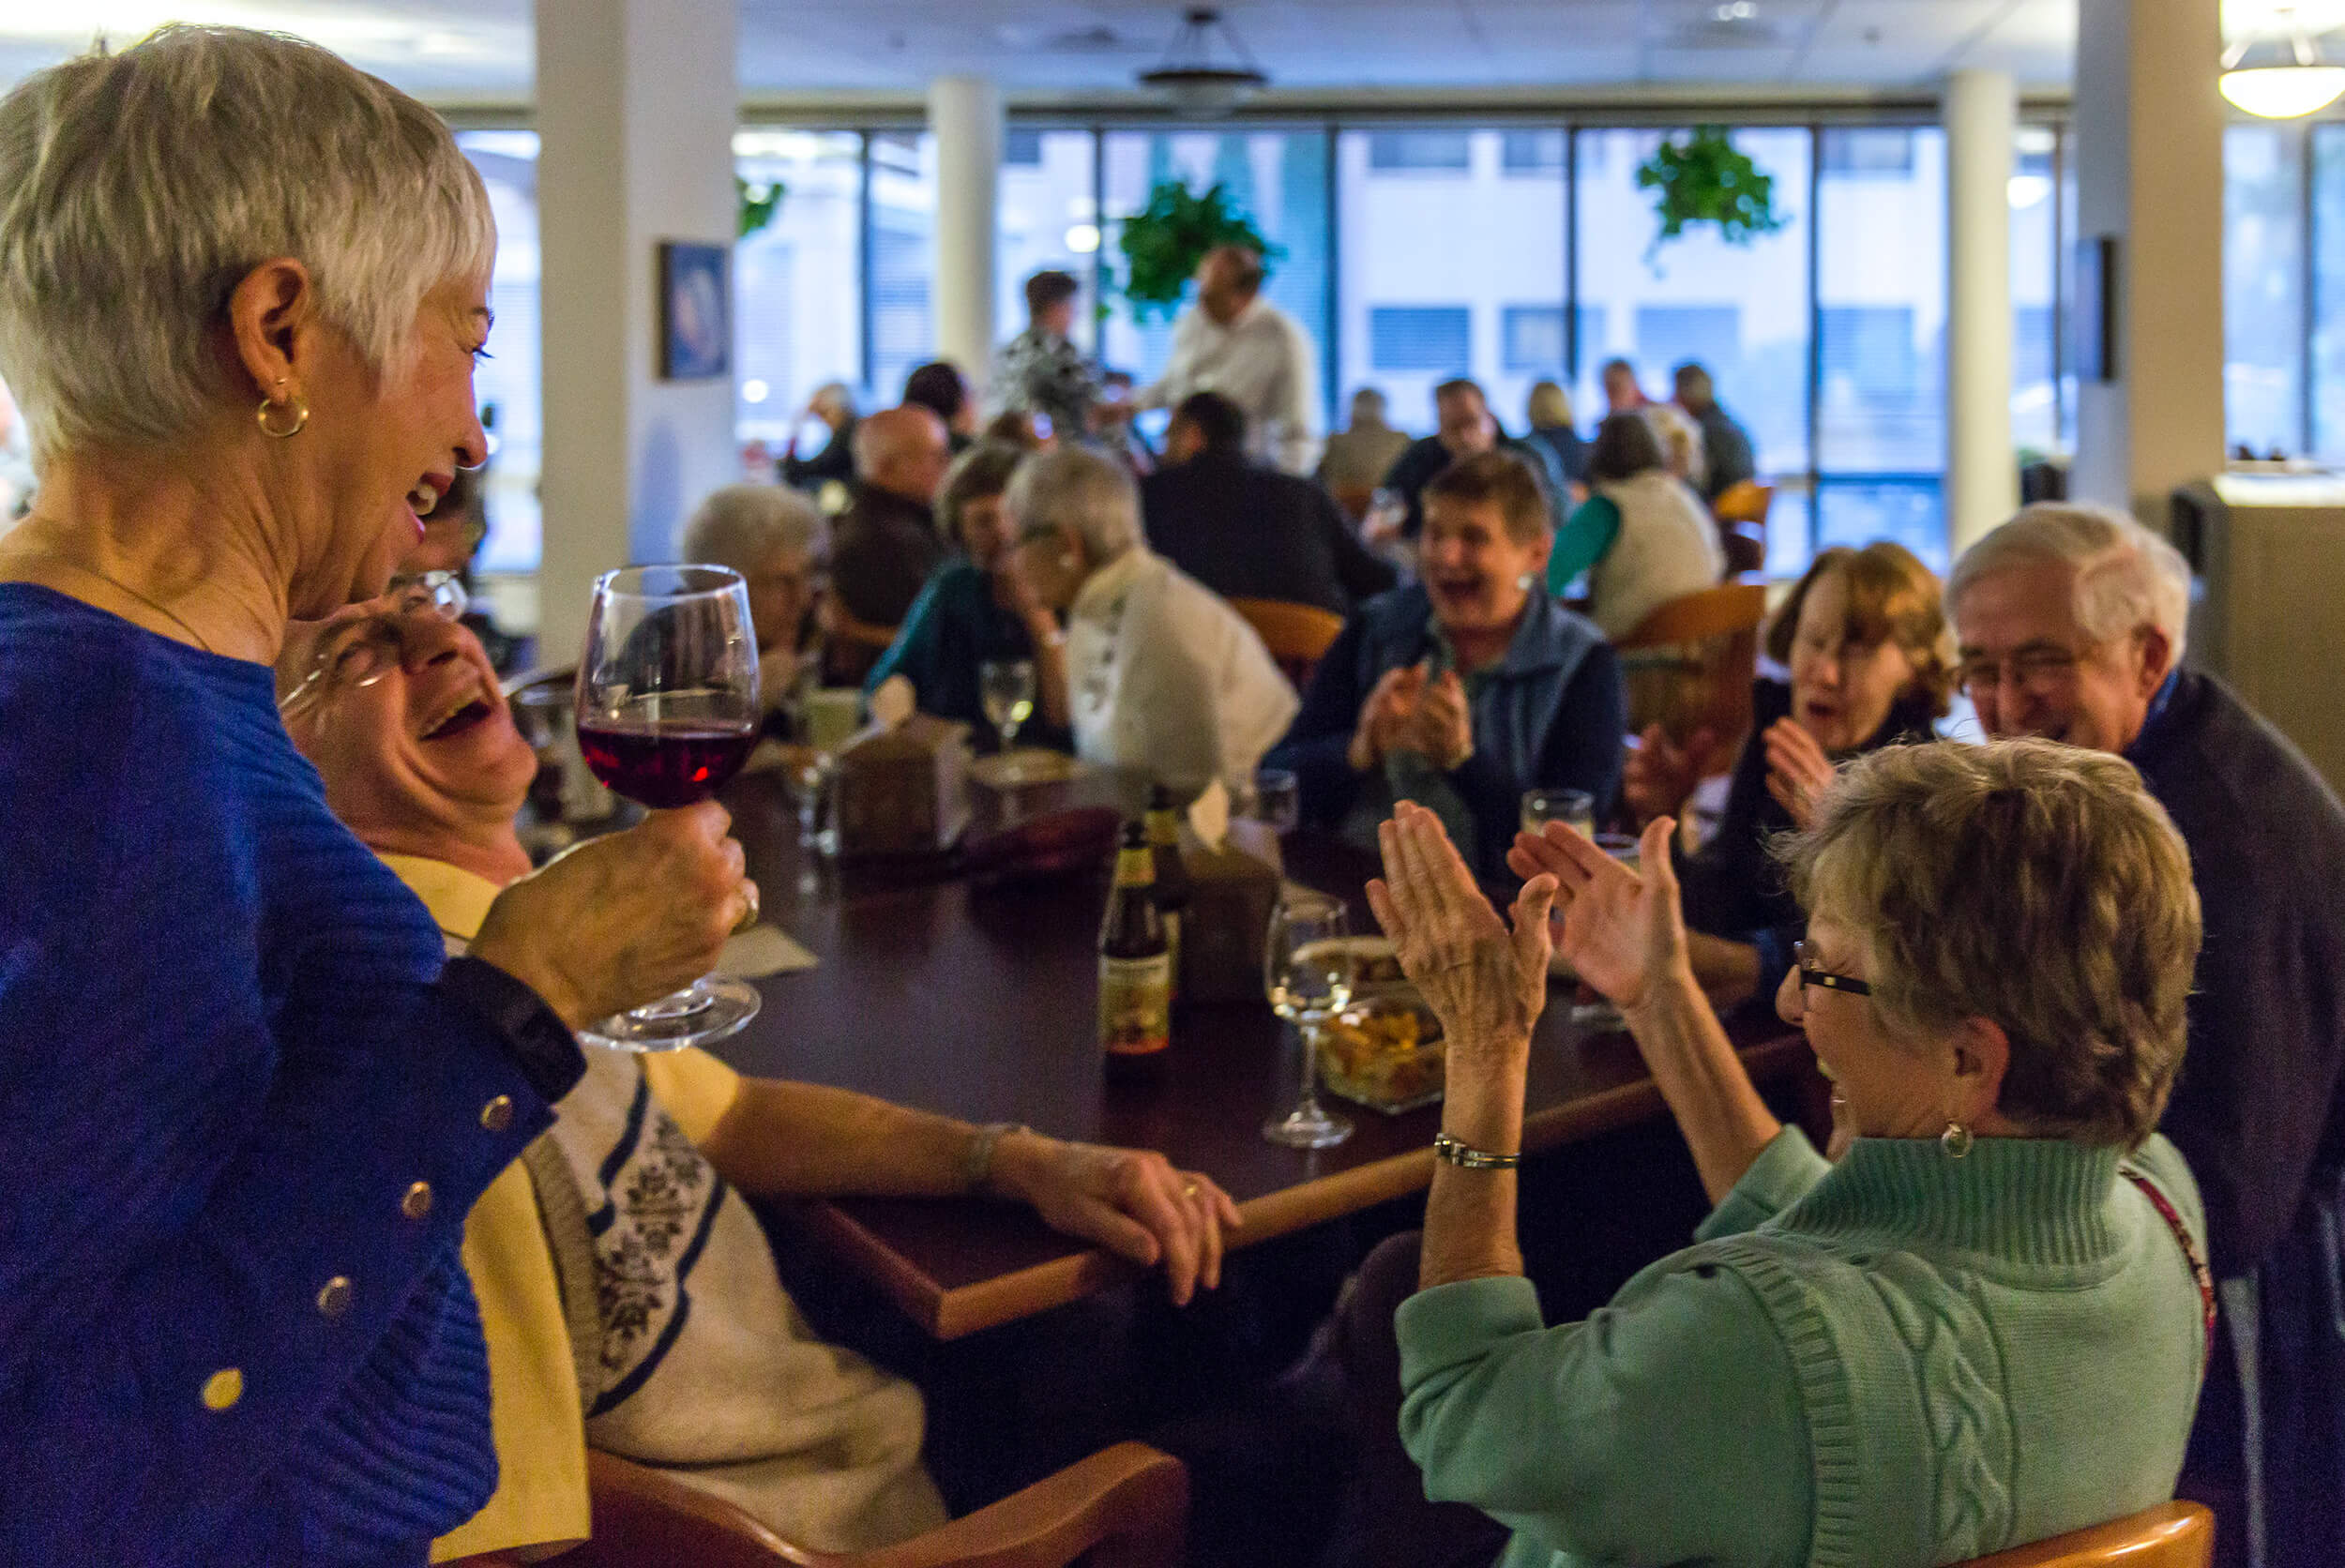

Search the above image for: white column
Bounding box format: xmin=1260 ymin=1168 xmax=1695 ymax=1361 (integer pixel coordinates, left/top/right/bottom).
xmin=2072 ymin=0 xmax=2226 ymax=535
xmin=927 ymin=76 xmax=1003 ymax=399
xmin=1944 ymin=68 xmax=2018 ymax=554
xmin=534 ymin=0 xmax=739 ymax=663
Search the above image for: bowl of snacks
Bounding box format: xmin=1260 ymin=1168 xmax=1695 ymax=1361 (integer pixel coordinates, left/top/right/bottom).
xmin=1312 ymin=936 xmax=1417 ymax=1003
xmin=1316 ymin=998 xmax=1446 ymax=1115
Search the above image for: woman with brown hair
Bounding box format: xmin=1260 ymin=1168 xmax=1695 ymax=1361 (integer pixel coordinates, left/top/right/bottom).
xmin=1625 ymin=540 xmax=1956 ymax=1005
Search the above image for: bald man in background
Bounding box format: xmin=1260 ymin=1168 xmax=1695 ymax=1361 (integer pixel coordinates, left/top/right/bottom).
xmin=831 ymin=404 xmax=952 ymax=633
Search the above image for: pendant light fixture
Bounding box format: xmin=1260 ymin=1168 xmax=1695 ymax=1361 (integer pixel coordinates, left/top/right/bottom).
xmin=2222 ymin=5 xmax=2345 ymax=118
xmin=1137 ymin=8 xmax=1270 ymax=119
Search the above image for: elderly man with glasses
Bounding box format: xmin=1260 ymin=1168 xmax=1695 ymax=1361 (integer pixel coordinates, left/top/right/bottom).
xmin=1945 ymin=503 xmax=2345 ymax=1568
xmin=275 ymin=592 xmax=1239 ymax=1566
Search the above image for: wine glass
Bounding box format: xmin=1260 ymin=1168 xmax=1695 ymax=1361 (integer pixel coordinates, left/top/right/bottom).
xmin=1263 ymin=891 xmax=1354 ymax=1150
xmin=1520 ymin=788 xmax=1595 ymax=840
xmin=574 ymin=564 xmax=764 ymax=1051
xmin=980 ymin=657 xmax=1037 ymax=780
xmin=1246 ymin=769 xmax=1301 ymax=836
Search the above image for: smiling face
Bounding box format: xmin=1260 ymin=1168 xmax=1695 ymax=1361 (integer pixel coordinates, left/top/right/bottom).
xmin=1952 ymin=560 xmax=2169 ymax=755
xmin=1775 ymin=916 xmax=1962 ymax=1156
xmin=1786 ymin=565 xmax=1920 ymax=752
xmin=1420 ymin=495 xmax=1544 ymax=644
xmin=281 ymin=596 xmax=535 ymax=859
xmin=292 ymin=275 xmax=492 ymax=617
xmin=1435 ymin=388 xmax=1496 ymax=459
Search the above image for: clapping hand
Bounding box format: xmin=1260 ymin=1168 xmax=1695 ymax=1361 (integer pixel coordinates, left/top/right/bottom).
xmin=1399 ymin=670 xmax=1474 ymax=772
xmin=1366 ymin=801 xmax=1557 ymax=1055
xmin=1505 ymin=816 xmax=1689 ymax=1013
xmin=1622 ymin=723 xmax=1720 ymax=826
xmin=1762 ymin=717 xmax=1837 ymax=830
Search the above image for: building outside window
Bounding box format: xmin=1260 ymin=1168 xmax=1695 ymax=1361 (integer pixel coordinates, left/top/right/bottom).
xmin=2225 ymin=122 xmax=2306 ymax=460
xmin=732 ymin=129 xmax=865 ymax=449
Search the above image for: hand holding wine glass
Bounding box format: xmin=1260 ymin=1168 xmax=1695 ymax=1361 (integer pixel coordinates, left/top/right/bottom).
xmin=570 ymin=565 xmax=765 ymax=1050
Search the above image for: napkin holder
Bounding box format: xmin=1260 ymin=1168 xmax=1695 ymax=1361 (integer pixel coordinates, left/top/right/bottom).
xmin=835 ymin=715 xmax=972 ymax=857
xmin=1177 ymin=819 xmax=1284 ymax=1003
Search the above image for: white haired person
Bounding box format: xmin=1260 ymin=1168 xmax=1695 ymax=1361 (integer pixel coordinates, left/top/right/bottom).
xmin=1947 ymin=503 xmax=2345 ymax=1565
xmin=0 ymin=27 xmax=752 ymax=1564
xmin=1003 ymin=446 xmax=1297 ymax=795
xmin=682 ymin=482 xmax=829 ymax=732
xmin=1350 ymin=741 xmax=2211 ymax=1567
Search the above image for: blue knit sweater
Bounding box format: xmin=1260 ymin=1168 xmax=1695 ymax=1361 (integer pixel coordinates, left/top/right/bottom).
xmin=0 ymin=585 xmax=558 ymax=1565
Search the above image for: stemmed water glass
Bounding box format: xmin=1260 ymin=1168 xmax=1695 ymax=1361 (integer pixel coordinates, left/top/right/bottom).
xmin=980 ymin=657 xmax=1037 ymax=781
xmin=573 ymin=564 xmax=764 ymax=1051
xmin=1262 ymin=891 xmax=1355 ymax=1150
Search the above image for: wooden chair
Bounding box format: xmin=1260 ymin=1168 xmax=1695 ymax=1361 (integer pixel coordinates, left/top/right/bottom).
xmin=1953 ymin=1501 xmax=2214 ymax=1568
xmin=1228 ymin=596 xmax=1347 ymax=690
xmin=570 ymin=1442 xmax=1188 ymax=1568
xmin=1613 ymin=581 xmax=1769 ymax=746
xmin=1330 ymin=483 xmax=1377 ymax=524
xmin=1710 ymin=479 xmax=1774 ymax=578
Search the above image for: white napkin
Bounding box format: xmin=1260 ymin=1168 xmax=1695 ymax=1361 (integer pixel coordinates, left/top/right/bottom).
xmin=1188 ymin=777 xmax=1231 ymax=852
xmin=714 ymin=923 xmax=819 ymax=979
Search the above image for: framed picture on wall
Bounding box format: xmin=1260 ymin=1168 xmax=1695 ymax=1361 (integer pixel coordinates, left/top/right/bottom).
xmin=658 ymin=240 xmax=731 ymax=381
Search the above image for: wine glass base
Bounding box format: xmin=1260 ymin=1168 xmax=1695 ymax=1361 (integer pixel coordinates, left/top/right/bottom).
xmin=1262 ymin=1107 xmax=1354 ymax=1149
xmin=580 ymin=976 xmax=762 ymax=1053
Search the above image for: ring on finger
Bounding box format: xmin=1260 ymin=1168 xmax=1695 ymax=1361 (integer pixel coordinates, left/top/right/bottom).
xmin=733 ymin=881 xmax=761 ymax=933
xmin=1182 ymin=1180 xmax=1201 ymax=1199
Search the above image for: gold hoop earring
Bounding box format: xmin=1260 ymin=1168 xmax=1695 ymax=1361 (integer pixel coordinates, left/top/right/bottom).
xmin=1940 ymin=1121 xmax=1973 ymax=1159
xmin=257 ymin=391 xmax=310 ymax=439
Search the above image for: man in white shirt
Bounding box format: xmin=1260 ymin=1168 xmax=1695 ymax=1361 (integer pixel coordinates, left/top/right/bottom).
xmin=1138 ymin=246 xmax=1322 ymax=476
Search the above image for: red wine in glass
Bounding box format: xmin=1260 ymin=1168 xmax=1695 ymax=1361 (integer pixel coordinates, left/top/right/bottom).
xmin=579 ymin=718 xmax=758 ymax=808
xmin=573 ymin=564 xmax=764 ymax=1051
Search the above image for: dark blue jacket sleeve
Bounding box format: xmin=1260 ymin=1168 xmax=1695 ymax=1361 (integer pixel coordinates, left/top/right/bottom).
xmin=1267 ymin=612 xmax=1373 ymax=829
xmin=0 ymin=702 xmax=556 ymax=1560
xmin=1447 ymin=641 xmax=1626 ymax=880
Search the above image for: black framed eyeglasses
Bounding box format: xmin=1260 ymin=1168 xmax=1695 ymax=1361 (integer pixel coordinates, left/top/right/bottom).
xmin=1793 ymin=940 xmax=1872 ymax=998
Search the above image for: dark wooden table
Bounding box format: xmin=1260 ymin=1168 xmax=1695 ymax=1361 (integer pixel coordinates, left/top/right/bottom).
xmin=709 ymin=765 xmax=1810 ymax=1340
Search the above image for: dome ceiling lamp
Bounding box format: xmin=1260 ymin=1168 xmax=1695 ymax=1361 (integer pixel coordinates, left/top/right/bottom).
xmin=1137 ymin=8 xmax=1270 ymax=119
xmin=2222 ymin=5 xmax=2345 ymax=118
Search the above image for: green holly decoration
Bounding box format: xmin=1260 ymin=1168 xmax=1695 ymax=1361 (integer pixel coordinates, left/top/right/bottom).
xmin=1112 ymin=180 xmax=1283 ymax=324
xmin=737 ymin=175 xmax=785 ymax=240
xmin=1635 ymin=127 xmax=1787 ymax=265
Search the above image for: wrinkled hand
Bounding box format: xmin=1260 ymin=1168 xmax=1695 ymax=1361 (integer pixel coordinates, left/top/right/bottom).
xmin=1622 ymin=723 xmax=1717 ymax=826
xmin=1400 ymin=671 xmax=1473 ymax=771
xmin=989 ymin=1134 xmax=1241 ymax=1306
xmin=1367 ymin=801 xmax=1556 ymax=1055
xmin=1763 ymin=717 xmax=1837 ymax=830
xmin=1505 ymin=816 xmax=1688 ymax=1013
xmin=472 ymin=803 xmax=750 ymax=1029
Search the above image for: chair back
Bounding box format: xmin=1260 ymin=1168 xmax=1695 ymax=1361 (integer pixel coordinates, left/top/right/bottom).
xmin=572 ymin=1442 xmax=1189 ymax=1568
xmin=1613 ymin=581 xmax=1769 ymax=745
xmin=1952 ymin=1501 xmax=2214 ymax=1568
xmin=1710 ymin=480 xmax=1773 ymax=576
xmin=1229 ymin=596 xmax=1347 ymax=690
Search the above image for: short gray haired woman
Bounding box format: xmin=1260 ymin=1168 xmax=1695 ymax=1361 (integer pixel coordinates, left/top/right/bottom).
xmin=0 ymin=26 xmax=748 ymax=1562
xmin=684 ymin=483 xmax=828 ymax=657
xmin=1359 ymin=739 xmax=2210 ymax=1567
xmin=1005 ymin=446 xmax=1297 ymax=793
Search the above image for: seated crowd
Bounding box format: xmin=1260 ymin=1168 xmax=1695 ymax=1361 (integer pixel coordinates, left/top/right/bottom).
xmin=3 ymin=23 xmax=2341 ymax=1568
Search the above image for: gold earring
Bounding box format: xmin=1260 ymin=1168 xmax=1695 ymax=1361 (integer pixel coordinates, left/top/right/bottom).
xmin=1940 ymin=1121 xmax=1973 ymax=1158
xmin=257 ymin=388 xmax=310 ymax=439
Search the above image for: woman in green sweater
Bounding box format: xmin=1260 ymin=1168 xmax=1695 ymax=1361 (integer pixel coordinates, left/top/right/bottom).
xmin=1361 ymin=738 xmax=2212 ymax=1568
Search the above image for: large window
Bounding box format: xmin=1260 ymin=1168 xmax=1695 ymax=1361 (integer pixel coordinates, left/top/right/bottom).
xmin=1099 ymin=128 xmax=1332 ymax=394
xmin=2010 ymin=126 xmax=2063 ymax=458
xmin=1816 ymin=127 xmax=1948 ymax=566
xmin=733 ymin=130 xmax=866 ymax=445
xmin=1575 ymin=127 xmax=1812 ymax=569
xmin=2226 ymin=123 xmax=2306 ymax=459
xmin=996 ymin=129 xmax=1100 ymax=357
xmin=1339 ymin=128 xmax=1563 ymax=437
xmin=456 ymin=131 xmax=544 ymax=574
xmin=869 ymin=132 xmax=938 ymax=406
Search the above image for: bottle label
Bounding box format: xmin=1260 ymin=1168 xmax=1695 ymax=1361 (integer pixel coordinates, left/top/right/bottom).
xmin=1112 ymin=846 xmax=1156 ymax=889
xmin=1099 ymin=953 xmax=1172 ymax=1056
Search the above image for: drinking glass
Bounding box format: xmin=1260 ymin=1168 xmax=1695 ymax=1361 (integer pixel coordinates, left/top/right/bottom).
xmin=1520 ymin=788 xmax=1595 ymax=841
xmin=574 ymin=564 xmax=764 ymax=1051
xmin=1570 ymin=833 xmax=1646 ymax=1033
xmin=1263 ymin=892 xmax=1355 ymax=1150
xmin=980 ymin=657 xmax=1037 ymax=781
xmin=1246 ymin=769 xmax=1301 ymax=835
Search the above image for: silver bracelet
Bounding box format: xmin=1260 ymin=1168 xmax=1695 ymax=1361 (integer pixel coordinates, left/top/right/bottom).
xmin=961 ymin=1122 xmax=1028 ymax=1193
xmin=1432 ymin=1133 xmax=1522 ymax=1170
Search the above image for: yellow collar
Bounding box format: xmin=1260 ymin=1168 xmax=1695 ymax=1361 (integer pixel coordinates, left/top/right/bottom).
xmin=377 ymin=852 xmax=503 ymax=944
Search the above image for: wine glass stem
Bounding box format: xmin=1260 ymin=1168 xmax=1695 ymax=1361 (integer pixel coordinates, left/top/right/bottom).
xmin=1296 ymin=1018 xmax=1324 ymax=1117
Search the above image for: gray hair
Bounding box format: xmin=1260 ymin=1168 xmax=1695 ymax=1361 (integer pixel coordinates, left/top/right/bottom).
xmin=0 ymin=25 xmax=496 ymax=465
xmin=1946 ymin=503 xmax=2192 ymax=664
xmin=683 ymin=484 xmax=827 ymax=572
xmin=1006 ymin=447 xmax=1142 ymax=564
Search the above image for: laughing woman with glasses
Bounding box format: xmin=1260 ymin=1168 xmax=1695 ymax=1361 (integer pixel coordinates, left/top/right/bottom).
xmin=1356 ymin=739 xmax=2212 ymax=1568
xmin=0 ymin=26 xmax=752 ymax=1565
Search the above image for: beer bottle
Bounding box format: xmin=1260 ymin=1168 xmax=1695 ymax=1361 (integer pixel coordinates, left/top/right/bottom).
xmin=1142 ymin=785 xmax=1193 ymax=1003
xmin=1099 ymin=820 xmax=1172 ymax=1078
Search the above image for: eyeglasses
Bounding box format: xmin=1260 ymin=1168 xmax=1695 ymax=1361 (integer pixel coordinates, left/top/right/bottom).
xmin=279 ymin=572 xmax=470 ymax=716
xmin=1792 ymin=940 xmax=1872 ymax=998
xmin=1956 ymin=647 xmax=2081 ymax=697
